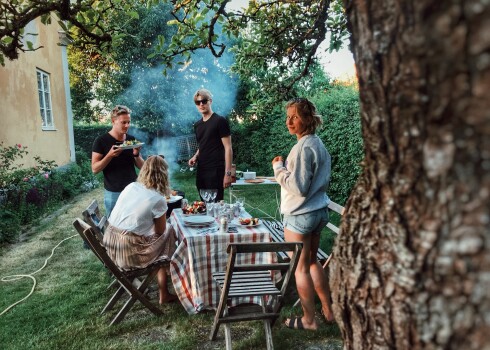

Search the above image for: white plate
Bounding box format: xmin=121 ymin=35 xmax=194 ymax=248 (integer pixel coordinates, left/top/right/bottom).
xmin=237 ymin=219 xmax=261 ymax=227
xmin=184 ymin=215 xmax=215 ymax=225
xmin=183 ymin=211 xmax=207 ymax=216
xmin=167 ymin=195 xmax=183 ymax=204
xmin=115 ymin=143 xmax=145 ymax=150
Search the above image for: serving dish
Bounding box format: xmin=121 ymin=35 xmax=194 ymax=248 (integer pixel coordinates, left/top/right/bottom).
xmin=238 ymin=217 xmax=260 ymax=227
xmin=115 ymin=142 xmax=145 ymax=150
xmin=167 ymin=195 xmax=183 ymax=204
xmin=245 ymin=179 xmax=264 ymax=184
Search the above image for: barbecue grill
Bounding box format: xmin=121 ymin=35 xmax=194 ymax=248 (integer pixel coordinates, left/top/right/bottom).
xmin=175 ymin=134 xmax=198 ymax=163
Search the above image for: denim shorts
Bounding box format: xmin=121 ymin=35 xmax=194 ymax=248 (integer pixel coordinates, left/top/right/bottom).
xmin=283 ymin=207 xmax=329 ymax=235
xmin=104 ymin=189 xmax=121 ymax=218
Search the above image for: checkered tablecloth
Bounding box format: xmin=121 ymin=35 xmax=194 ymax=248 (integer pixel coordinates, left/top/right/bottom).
xmin=169 ymin=209 xmax=275 ymax=314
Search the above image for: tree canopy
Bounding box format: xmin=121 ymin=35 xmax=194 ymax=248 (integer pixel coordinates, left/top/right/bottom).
xmin=158 ymin=0 xmax=347 ymax=99
xmin=1 ymin=1 xmax=348 ymax=103
xmin=0 ymin=0 xmax=144 ymax=65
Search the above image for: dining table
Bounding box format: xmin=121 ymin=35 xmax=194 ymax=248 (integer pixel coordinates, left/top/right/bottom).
xmin=169 ymin=208 xmax=277 ymax=315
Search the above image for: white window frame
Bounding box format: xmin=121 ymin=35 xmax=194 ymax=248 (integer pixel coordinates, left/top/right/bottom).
xmin=37 ymin=69 xmax=55 ymax=130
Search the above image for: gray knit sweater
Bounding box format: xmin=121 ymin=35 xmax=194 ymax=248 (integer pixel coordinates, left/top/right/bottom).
xmin=273 ymin=134 xmax=331 ymax=215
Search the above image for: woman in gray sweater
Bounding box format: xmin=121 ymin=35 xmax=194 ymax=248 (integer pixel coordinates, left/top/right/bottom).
xmin=272 ymin=98 xmax=334 ymax=330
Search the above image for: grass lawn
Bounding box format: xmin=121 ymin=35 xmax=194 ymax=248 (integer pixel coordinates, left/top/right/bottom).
xmin=0 ymin=170 xmax=342 ymax=350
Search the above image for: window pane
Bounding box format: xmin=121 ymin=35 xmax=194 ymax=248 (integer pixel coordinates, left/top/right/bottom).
xmin=46 ymin=109 xmax=52 ymax=126
xmin=37 ymin=71 xmax=42 ymax=90
xmin=42 ymin=74 xmax=49 ymax=92
xmin=38 ymin=90 xmax=44 ymax=108
xmin=44 ymin=92 xmax=50 ymax=110
xmin=40 ymin=107 xmax=46 ymax=127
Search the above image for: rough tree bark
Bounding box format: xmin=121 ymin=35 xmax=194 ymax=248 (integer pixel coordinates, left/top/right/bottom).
xmin=329 ymin=1 xmax=489 ymax=349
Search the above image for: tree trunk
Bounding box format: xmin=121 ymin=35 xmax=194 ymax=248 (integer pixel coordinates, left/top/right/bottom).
xmin=330 ymin=1 xmax=490 ymax=349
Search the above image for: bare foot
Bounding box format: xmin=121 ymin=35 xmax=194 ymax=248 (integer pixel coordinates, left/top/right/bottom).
xmin=321 ymin=307 xmax=335 ymax=322
xmin=159 ymin=294 xmax=178 ymax=304
xmin=284 ymin=316 xmax=318 ymax=331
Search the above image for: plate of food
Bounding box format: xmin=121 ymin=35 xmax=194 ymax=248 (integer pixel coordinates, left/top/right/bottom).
xmin=115 ymin=140 xmax=144 ymax=150
xmin=182 ymin=201 xmax=206 ymax=215
xmin=245 ymin=179 xmax=265 ymax=184
xmin=238 ymin=217 xmax=261 ymax=227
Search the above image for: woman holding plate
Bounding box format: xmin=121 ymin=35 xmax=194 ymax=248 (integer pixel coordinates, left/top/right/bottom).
xmin=272 ymin=98 xmax=334 ymax=330
xmin=104 ymin=155 xmax=178 ymax=304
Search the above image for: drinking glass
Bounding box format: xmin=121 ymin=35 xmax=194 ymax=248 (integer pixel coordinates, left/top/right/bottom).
xmin=236 ymin=197 xmax=245 ymax=211
xmin=181 ymin=198 xmax=188 ymax=209
xmin=209 ymin=189 xmax=218 ymax=203
xmin=199 ymin=189 xmax=211 ymax=203
xmin=199 ymin=189 xmax=218 ymax=215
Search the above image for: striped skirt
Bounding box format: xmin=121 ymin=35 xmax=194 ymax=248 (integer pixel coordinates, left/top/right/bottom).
xmin=103 ymin=224 xmax=177 ymax=271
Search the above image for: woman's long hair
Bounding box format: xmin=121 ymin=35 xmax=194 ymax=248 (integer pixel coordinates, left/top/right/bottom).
xmin=137 ymin=155 xmax=170 ymax=196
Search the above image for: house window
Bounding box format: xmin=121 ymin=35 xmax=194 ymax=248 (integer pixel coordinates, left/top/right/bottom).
xmin=37 ymin=69 xmax=54 ymax=129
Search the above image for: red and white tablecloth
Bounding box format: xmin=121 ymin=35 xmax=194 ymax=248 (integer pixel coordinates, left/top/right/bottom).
xmin=169 ymin=208 xmax=275 ymax=314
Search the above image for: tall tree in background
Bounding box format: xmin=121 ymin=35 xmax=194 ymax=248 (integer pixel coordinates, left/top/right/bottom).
xmin=329 ymin=1 xmax=489 ymax=349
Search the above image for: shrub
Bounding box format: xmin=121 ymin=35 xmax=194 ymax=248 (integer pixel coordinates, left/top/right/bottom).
xmin=0 ymin=144 xmax=99 ymax=244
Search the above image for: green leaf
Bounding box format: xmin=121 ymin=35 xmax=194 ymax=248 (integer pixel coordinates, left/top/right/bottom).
xmin=128 ymin=11 xmax=139 ymax=19
xmin=2 ymin=37 xmax=13 ymax=44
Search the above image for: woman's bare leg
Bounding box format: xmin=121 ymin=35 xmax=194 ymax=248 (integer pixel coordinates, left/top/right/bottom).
xmin=157 ymin=267 xmax=177 ymax=304
xmin=310 ymin=234 xmax=334 ymax=321
xmin=284 ymin=228 xmax=318 ymax=330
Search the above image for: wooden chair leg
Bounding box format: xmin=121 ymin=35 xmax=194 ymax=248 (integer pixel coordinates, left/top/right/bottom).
xmin=224 ymin=324 xmax=232 ymax=350
xmin=263 ymin=320 xmax=274 ymax=350
xmin=103 ymin=285 xmax=125 ymax=313
xmin=110 ymin=269 xmax=162 ymax=325
xmin=261 ymin=296 xmax=274 ymax=350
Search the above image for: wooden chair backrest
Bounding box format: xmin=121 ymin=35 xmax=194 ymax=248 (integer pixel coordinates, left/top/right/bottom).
xmin=73 ymin=218 xmax=115 ymax=271
xmin=224 ymin=242 xmax=302 ymax=298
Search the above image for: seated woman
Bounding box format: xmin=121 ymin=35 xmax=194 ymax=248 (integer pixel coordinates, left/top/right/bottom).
xmin=103 ymin=155 xmax=178 ymax=304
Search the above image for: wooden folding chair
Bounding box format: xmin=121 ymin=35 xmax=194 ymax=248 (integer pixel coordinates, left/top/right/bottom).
xmin=82 ymin=199 xmax=108 ymax=240
xmin=209 ymin=242 xmax=302 ymax=350
xmin=73 ymin=218 xmax=169 ymax=325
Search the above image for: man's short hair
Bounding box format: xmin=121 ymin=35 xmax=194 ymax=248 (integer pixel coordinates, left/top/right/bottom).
xmin=111 ymin=105 xmax=131 ymax=118
xmin=193 ymin=89 xmax=212 ymax=101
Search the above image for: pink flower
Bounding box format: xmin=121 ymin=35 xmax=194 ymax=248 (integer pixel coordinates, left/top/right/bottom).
xmin=23 ymin=177 xmax=29 ymax=181
xmin=44 ymin=173 xmax=49 ymax=179
xmin=17 ymin=144 xmax=22 ymax=148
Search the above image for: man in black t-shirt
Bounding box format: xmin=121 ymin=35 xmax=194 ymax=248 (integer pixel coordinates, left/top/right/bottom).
xmin=92 ymin=105 xmax=144 ymax=217
xmin=188 ymin=89 xmax=233 ymax=201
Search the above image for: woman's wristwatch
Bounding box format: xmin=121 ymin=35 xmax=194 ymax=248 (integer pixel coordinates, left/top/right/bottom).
xmin=225 ymin=171 xmax=232 ymax=177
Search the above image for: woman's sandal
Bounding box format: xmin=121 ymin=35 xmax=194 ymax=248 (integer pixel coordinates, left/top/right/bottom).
xmin=284 ymin=317 xmax=305 ymax=330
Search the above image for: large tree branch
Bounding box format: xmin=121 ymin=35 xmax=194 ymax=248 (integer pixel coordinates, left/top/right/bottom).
xmin=0 ymin=0 xmax=120 ymax=63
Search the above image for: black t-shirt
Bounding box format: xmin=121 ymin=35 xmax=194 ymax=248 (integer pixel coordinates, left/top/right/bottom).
xmin=92 ymin=133 xmax=138 ymax=192
xmin=194 ymin=113 xmax=231 ymax=169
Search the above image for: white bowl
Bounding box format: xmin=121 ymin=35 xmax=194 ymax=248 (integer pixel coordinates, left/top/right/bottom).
xmin=243 ymin=171 xmax=256 ymax=180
